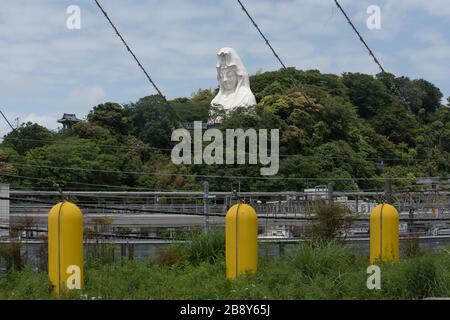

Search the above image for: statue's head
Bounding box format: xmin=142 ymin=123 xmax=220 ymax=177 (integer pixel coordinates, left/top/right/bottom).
xmin=219 ymin=65 xmax=239 ymax=92
xmin=216 ymin=47 xmax=250 ymax=93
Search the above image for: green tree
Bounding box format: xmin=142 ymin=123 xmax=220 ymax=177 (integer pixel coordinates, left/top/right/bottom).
xmin=369 ymin=102 xmax=420 ymax=147
xmin=412 ymin=79 xmax=443 ymax=114
xmin=342 ymin=72 xmax=392 ymax=118
xmin=18 ymin=137 xmax=144 ymax=189
xmin=190 ymin=89 xmax=216 ymax=104
xmin=129 ymin=95 xmax=180 ymax=150
xmin=2 ymin=122 xmax=54 ymax=155
xmin=314 ymin=95 xmax=359 ymax=143
xmin=376 ymin=73 xmax=443 ymax=115
xmin=87 ymin=102 xmax=130 ymax=136
xmin=72 ymin=122 xmax=112 ymax=140
xmin=311 ymin=203 xmax=355 ymax=242
xmin=0 ymin=149 xmax=18 ymax=183
xmin=3 ymin=67 xmax=448 ymax=193
xmin=171 ymin=97 xmax=210 ymax=122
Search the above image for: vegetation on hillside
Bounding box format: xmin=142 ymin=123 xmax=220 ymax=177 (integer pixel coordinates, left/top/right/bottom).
xmin=1 ymin=69 xmax=449 ymax=192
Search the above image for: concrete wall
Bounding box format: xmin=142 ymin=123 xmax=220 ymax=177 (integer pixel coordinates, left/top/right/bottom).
xmin=0 ymin=184 xmax=9 ymax=236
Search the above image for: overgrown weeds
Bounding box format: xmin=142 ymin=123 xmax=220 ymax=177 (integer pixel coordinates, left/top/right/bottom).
xmin=1 ymin=236 xmax=450 ymax=300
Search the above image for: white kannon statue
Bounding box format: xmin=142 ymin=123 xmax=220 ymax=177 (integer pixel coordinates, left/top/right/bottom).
xmin=211 ymin=47 xmax=256 ymax=111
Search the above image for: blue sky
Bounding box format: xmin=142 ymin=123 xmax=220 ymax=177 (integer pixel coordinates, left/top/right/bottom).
xmin=1 ymin=0 xmax=449 ymax=137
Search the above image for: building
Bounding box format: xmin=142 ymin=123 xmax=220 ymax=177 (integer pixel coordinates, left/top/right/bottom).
xmin=258 ymin=225 xmax=293 ymax=239
xmin=304 ymin=186 xmax=329 ymax=200
xmin=57 ymin=113 xmax=82 ymax=130
xmin=0 ymin=184 xmax=9 ymax=237
xmin=181 ymin=121 xmax=208 ymax=130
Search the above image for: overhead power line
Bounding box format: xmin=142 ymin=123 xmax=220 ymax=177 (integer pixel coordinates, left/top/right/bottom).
xmin=2 ymin=160 xmax=449 ymax=182
xmin=0 ymin=172 xmax=190 ymax=192
xmin=0 ymin=196 xmax=306 ymax=221
xmin=6 ymin=169 xmax=440 ymax=194
xmin=0 ymin=109 xmax=66 ymax=196
xmin=333 ymin=1 xmax=385 ymax=73
xmin=0 ymin=110 xmax=15 ymax=131
xmin=0 ymin=136 xmax=173 ymax=152
xmin=93 ymin=0 xmax=165 ymax=99
xmin=236 ymin=0 xmax=312 ymax=104
xmin=236 ymin=0 xmax=285 ymax=69
xmin=333 ymin=0 xmax=412 ymax=112
xmin=0 ymin=225 xmax=178 ymax=241
xmin=0 ymin=136 xmax=438 ymax=163
xmin=3 ymin=196 xmax=450 ymax=223
xmin=93 ymin=0 xmax=183 ymax=126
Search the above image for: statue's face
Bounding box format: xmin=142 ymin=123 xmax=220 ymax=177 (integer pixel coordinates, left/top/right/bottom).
xmin=219 ymin=67 xmax=238 ymax=92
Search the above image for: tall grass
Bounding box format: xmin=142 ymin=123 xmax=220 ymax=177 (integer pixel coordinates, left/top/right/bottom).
xmin=185 ymin=229 xmax=225 ymax=265
xmin=0 ymin=266 xmax=52 ymax=299
xmin=1 ymin=237 xmax=450 ymax=300
xmin=155 ymin=229 xmax=225 ymax=267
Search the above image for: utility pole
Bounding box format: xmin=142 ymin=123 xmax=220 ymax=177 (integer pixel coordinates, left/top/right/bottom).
xmin=203 ymin=181 xmax=209 ymax=232
xmin=327 ymin=183 xmax=334 ymax=204
xmin=384 ymin=177 xmax=392 ymax=204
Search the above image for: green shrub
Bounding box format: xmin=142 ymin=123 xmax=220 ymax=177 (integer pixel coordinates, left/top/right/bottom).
xmin=185 ymin=229 xmax=225 ymax=265
xmin=311 ymin=203 xmax=355 ymax=242
xmin=0 ymin=242 xmax=24 ymax=271
xmin=403 ymin=236 xmax=424 ymax=258
xmin=154 ymin=244 xmax=188 ymax=267
xmin=288 ymin=241 xmax=362 ymax=279
xmin=403 ymin=256 xmax=439 ymax=299
xmin=374 ymin=254 xmax=449 ymax=299
xmin=0 ymin=266 xmax=52 ymax=299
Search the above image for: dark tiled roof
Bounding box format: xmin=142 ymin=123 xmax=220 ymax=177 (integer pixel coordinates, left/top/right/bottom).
xmin=57 ymin=113 xmax=81 ymax=123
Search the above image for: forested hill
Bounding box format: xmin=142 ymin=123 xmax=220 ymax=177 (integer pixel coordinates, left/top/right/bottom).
xmin=1 ymin=68 xmax=449 ymax=192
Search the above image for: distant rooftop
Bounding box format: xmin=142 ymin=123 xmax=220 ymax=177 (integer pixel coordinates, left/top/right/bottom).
xmin=57 ymin=113 xmax=82 ymax=124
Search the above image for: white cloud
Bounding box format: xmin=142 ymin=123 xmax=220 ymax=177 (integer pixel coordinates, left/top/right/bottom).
xmin=0 ymin=0 xmax=449 ymax=124
xmin=23 ymin=113 xmax=58 ymax=129
xmin=67 ymin=86 xmax=106 ymax=112
xmin=0 ymin=112 xmax=59 ymax=138
xmin=402 ymin=44 xmax=450 ymax=81
xmin=415 ymin=30 xmax=445 ymax=45
xmin=388 ymin=0 xmax=450 ymax=18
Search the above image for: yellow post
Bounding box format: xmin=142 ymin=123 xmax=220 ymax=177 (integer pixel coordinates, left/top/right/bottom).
xmin=48 ymin=202 xmax=84 ymax=294
xmin=225 ymin=204 xmax=258 ymax=279
xmin=370 ymin=203 xmax=399 ymax=263
xmin=432 ymin=208 xmax=437 ymax=218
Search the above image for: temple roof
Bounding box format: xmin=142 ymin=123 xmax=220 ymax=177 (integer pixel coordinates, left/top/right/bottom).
xmin=57 ymin=113 xmax=81 ymax=123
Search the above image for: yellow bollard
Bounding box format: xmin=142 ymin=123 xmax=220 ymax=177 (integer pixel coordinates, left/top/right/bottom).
xmin=225 ymin=204 xmax=258 ymax=279
xmin=48 ymin=202 xmax=84 ymax=294
xmin=432 ymin=208 xmax=437 ymax=218
xmin=370 ymin=204 xmax=399 ymax=263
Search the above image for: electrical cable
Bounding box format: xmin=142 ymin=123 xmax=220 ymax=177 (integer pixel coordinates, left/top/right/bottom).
xmin=93 ymin=0 xmax=184 ymax=128
xmin=5 ymin=159 xmax=448 ymax=182
xmin=236 ymin=0 xmax=312 ymax=104
xmin=333 ymin=0 xmax=413 ymax=112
